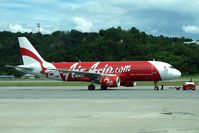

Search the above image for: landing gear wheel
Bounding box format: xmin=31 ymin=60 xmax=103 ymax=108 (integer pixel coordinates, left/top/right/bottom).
xmin=154 ymin=86 xmax=159 ymax=90
xmin=101 ymin=86 xmax=108 ymax=90
xmin=161 ymin=85 xmax=164 ymax=90
xmin=154 ymin=81 xmax=159 ymax=90
xmin=88 ymin=85 xmax=95 ymax=90
xmin=161 ymin=82 xmax=164 ymax=90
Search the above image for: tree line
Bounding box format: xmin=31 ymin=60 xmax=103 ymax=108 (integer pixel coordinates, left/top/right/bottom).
xmin=0 ymin=27 xmax=198 ymax=76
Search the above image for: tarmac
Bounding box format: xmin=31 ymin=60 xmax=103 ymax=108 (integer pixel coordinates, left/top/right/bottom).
xmin=0 ymin=86 xmax=199 ymax=133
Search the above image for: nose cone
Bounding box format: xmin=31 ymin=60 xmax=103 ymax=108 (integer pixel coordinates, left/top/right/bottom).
xmin=173 ymin=69 xmax=181 ymax=78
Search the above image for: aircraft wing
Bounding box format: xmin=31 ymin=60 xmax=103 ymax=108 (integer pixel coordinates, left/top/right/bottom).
xmin=49 ymin=68 xmax=114 ymax=81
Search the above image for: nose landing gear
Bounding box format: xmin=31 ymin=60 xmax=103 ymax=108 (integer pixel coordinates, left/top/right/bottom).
xmin=154 ymin=81 xmax=164 ymax=90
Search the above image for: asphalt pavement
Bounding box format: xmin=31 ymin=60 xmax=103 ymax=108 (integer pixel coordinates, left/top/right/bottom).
xmin=0 ymin=86 xmax=199 ymax=133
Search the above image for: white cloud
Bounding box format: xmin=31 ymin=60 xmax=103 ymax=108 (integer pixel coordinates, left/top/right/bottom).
xmin=1 ymin=0 xmax=199 ymax=38
xmin=182 ymin=25 xmax=199 ymax=34
xmin=73 ymin=17 xmax=93 ymax=32
xmin=39 ymin=27 xmax=50 ymax=34
xmin=7 ymin=24 xmax=51 ymax=34
xmin=8 ymin=24 xmax=32 ymax=33
xmin=34 ymin=25 xmax=51 ymax=34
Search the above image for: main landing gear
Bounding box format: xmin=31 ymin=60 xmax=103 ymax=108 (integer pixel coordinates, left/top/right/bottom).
xmin=88 ymin=80 xmax=96 ymax=90
xmin=88 ymin=85 xmax=108 ymax=90
xmin=88 ymin=84 xmax=95 ymax=90
xmin=154 ymin=81 xmax=164 ymax=90
xmin=101 ymin=86 xmax=108 ymax=90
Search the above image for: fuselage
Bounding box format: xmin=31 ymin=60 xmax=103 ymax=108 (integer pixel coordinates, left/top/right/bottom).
xmin=12 ymin=37 xmax=181 ymax=89
xmin=25 ymin=60 xmax=181 ymax=86
xmin=52 ymin=61 xmax=159 ymax=82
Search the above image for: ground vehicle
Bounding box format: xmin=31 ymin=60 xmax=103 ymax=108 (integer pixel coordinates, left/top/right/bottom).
xmin=183 ymin=82 xmax=196 ymax=90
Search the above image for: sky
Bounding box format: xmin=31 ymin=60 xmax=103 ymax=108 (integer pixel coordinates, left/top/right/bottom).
xmin=0 ymin=0 xmax=199 ymax=39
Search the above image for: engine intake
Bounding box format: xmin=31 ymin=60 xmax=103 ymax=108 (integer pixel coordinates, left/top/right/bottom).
xmin=101 ymin=76 xmax=120 ymax=87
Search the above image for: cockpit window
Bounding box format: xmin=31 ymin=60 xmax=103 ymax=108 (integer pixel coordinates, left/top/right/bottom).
xmin=170 ymin=66 xmax=174 ymax=69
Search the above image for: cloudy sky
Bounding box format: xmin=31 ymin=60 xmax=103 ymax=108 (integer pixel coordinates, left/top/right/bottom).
xmin=0 ymin=0 xmax=199 ymax=39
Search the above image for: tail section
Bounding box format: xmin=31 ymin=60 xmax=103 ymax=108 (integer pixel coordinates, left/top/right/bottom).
xmin=18 ymin=37 xmax=50 ymax=74
xmin=18 ymin=37 xmax=45 ymax=65
xmin=7 ymin=37 xmax=58 ymax=78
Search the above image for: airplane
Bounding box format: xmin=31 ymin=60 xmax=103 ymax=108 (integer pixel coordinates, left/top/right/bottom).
xmin=6 ymin=37 xmax=181 ymax=90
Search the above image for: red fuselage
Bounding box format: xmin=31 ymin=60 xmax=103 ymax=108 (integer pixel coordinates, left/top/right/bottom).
xmin=52 ymin=61 xmax=161 ymax=83
xmin=13 ymin=37 xmax=181 ymax=90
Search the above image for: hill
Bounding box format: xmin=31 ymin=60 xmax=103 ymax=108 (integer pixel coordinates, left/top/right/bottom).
xmin=0 ymin=27 xmax=198 ymax=76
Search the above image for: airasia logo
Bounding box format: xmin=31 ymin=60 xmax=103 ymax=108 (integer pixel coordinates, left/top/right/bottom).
xmin=70 ymin=62 xmax=131 ymax=74
xmin=104 ymin=77 xmax=113 ymax=86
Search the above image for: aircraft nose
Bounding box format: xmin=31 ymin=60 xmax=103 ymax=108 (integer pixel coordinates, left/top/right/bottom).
xmin=174 ymin=69 xmax=181 ymax=78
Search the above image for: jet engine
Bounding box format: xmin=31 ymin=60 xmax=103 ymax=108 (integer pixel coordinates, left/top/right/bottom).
xmin=121 ymin=81 xmax=136 ymax=87
xmin=101 ymin=76 xmax=121 ymax=87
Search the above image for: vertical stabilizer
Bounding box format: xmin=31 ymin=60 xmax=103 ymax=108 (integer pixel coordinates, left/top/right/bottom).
xmin=18 ymin=37 xmax=45 ymax=65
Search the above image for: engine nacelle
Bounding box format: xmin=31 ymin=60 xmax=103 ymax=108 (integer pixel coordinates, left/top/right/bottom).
xmin=121 ymin=81 xmax=136 ymax=87
xmin=101 ymin=76 xmax=121 ymax=87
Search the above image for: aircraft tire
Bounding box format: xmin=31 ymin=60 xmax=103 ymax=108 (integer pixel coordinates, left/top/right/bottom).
xmin=88 ymin=85 xmax=95 ymax=90
xmin=101 ymin=86 xmax=108 ymax=90
xmin=154 ymin=86 xmax=159 ymax=90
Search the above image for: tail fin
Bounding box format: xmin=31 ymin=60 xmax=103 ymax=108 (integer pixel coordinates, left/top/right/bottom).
xmin=18 ymin=37 xmax=45 ymax=65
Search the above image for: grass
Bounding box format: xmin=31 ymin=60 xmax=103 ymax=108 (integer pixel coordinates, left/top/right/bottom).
xmin=180 ymin=75 xmax=199 ymax=80
xmin=0 ymin=75 xmax=198 ymax=87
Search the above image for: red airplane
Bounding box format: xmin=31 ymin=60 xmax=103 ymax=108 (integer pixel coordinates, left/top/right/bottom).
xmin=7 ymin=37 xmax=181 ymax=90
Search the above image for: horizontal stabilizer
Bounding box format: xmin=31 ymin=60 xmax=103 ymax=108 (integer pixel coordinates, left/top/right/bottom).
xmin=5 ymin=65 xmax=33 ymax=71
